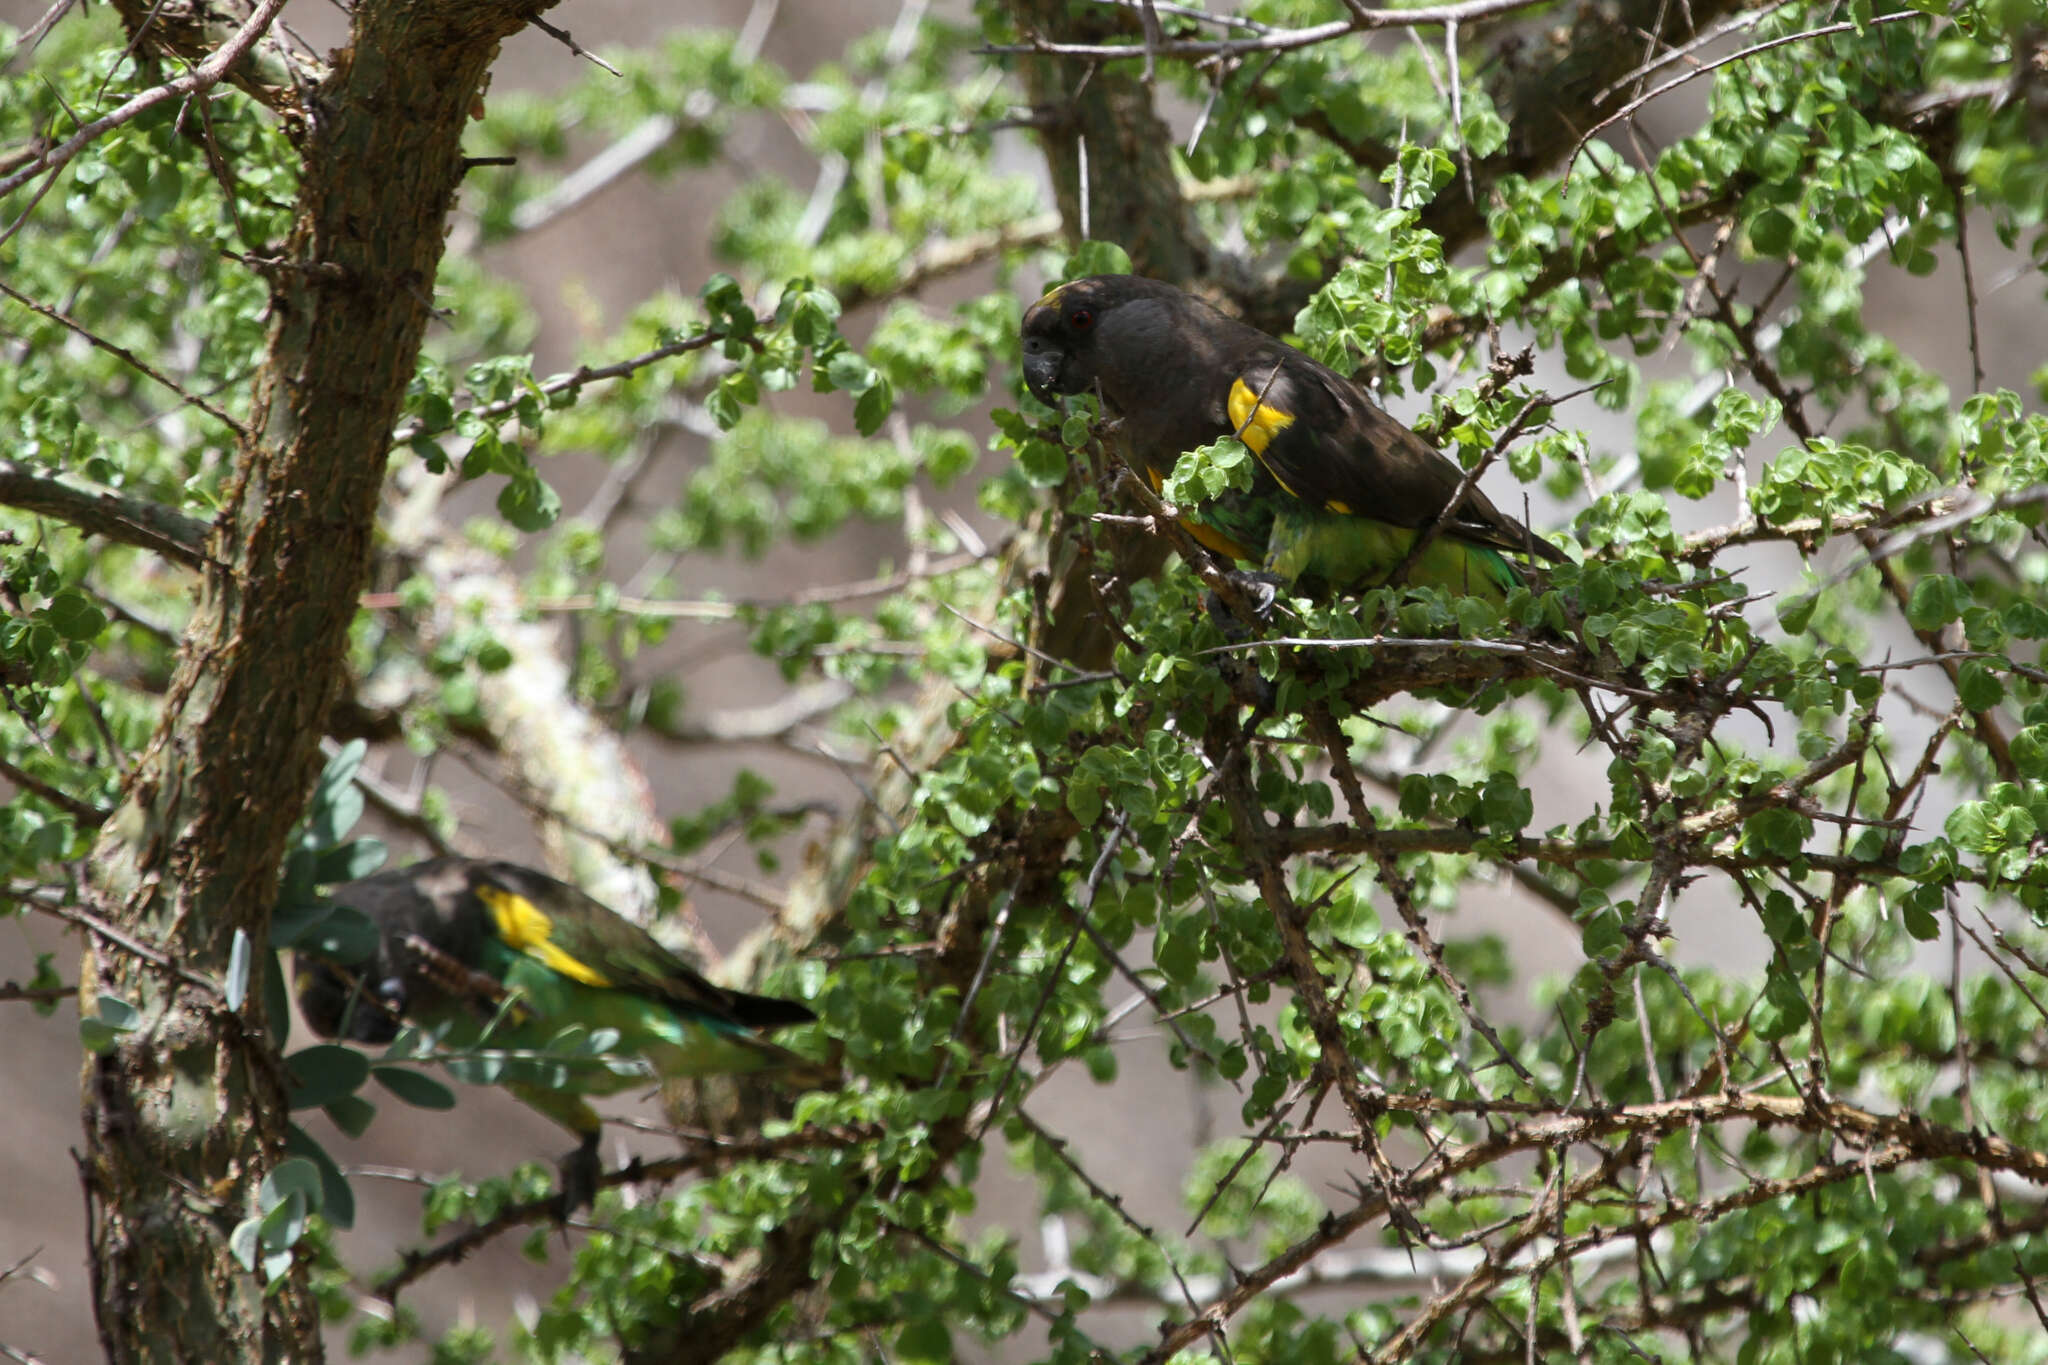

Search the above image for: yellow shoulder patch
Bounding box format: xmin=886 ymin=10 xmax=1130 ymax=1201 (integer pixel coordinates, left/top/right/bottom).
xmin=1227 ymin=376 xmax=1301 ymax=496
xmin=1227 ymin=376 xmax=1296 ymax=456
xmin=477 ymin=885 xmax=612 ymax=988
xmin=1184 ymin=518 xmax=1257 ymax=562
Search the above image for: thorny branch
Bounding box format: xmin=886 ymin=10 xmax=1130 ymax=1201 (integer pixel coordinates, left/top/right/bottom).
xmin=989 ymin=369 xmax=2048 ymax=1356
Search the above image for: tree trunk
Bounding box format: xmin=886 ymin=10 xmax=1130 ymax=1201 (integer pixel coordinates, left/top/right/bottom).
xmin=79 ymin=2 xmax=546 ymax=1358
xmin=1005 ymin=0 xmax=1197 ymax=669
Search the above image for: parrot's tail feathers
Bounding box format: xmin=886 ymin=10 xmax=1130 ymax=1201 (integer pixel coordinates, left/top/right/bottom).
xmin=727 ymin=990 xmax=818 ymax=1032
xmin=1476 ymin=545 xmax=1521 ymax=594
xmin=1514 ymin=527 xmax=1569 ymax=565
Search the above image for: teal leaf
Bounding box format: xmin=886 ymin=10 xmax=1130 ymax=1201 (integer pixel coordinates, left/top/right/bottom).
xmin=286 ymin=1044 xmax=372 ymax=1110
xmin=373 ymin=1066 xmax=458 ymax=1110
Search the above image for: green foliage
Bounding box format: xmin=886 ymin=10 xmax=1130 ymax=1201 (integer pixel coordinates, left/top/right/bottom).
xmin=7 ymin=0 xmax=2048 ymax=1362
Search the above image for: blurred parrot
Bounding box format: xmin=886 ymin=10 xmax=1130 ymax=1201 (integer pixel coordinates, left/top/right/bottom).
xmin=1020 ymin=274 xmax=1565 ymax=616
xmin=296 ymin=855 xmax=821 ymax=1209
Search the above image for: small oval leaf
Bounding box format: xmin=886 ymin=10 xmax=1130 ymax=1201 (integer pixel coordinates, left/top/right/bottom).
xmin=323 ymin=1093 xmax=377 ymax=1139
xmin=285 ymin=1044 xmax=371 ymax=1110
xmin=261 ymin=1156 xmax=324 ymax=1215
xmin=285 ymin=1122 xmax=356 ymax=1230
xmin=372 ymin=1066 xmax=457 ymax=1111
xmin=225 ymin=929 xmax=251 ymax=1012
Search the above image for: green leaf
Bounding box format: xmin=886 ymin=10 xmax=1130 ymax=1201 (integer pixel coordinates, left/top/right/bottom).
xmin=305 ymin=742 xmax=367 ymax=849
xmin=1902 ymin=895 xmax=1941 ymax=941
xmin=24 ymin=953 xmax=62 ymax=1019
xmin=286 ymin=1044 xmax=372 ymax=1110
xmin=80 ymin=995 xmax=142 ymax=1054
xmin=1061 ymin=240 xmax=1132 ymax=278
xmin=1776 ymin=594 xmax=1816 ymax=635
xmin=41 ymin=588 xmax=107 ymax=642
xmin=1905 ymin=574 xmax=1966 ymax=632
xmin=272 ymin=903 xmax=377 ymax=962
xmin=701 ymin=272 xmax=747 ymax=319
xmin=897 ymin=1316 xmax=952 ymax=1365
xmin=1460 ymin=107 xmax=1508 ymax=158
xmin=1580 ymin=911 xmax=1624 ymax=958
xmin=824 ymin=350 xmax=875 ymax=393
xmin=245 ymin=1157 xmax=320 ymax=1280
xmin=312 ymin=839 xmax=386 ymax=886
xmin=1957 ymin=660 xmax=2005 ymax=711
xmin=285 ymin=1123 xmax=356 ymax=1230
xmin=263 ymin=1155 xmax=325 ymax=1214
xmin=265 ymin=955 xmax=292 ymax=1050
xmin=498 ymin=473 xmax=562 ymax=532
xmin=225 ymin=929 xmax=251 ymax=1013
xmin=373 ymin=1065 xmax=458 ymax=1111
xmin=1017 ymin=438 xmax=1067 ymax=487
xmin=705 ymin=379 xmax=744 ymax=430
xmin=229 ymin=1215 xmax=263 ymax=1274
xmin=137 ymin=158 xmax=184 ymax=219
xmin=1749 ymin=208 xmax=1795 ymax=256
xmin=323 ymin=1092 xmax=377 ymax=1139
xmin=854 ymin=376 xmax=895 ymax=436
xmin=788 ymin=284 xmax=842 ymax=348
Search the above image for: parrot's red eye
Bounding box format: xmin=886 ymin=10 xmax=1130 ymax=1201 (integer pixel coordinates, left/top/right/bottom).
xmin=1070 ymin=308 xmax=1095 ymax=330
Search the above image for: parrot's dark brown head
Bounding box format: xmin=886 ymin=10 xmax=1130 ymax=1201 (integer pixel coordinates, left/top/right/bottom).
xmin=1020 ymin=274 xmax=1199 ymax=406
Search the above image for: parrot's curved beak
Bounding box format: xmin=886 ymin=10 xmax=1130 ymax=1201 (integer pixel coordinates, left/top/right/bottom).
xmin=1021 ymin=333 xmax=1067 ymax=401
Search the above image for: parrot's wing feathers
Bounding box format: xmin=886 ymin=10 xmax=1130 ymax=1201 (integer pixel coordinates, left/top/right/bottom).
xmin=474 ymin=869 xmax=733 ymax=1013
xmin=554 ymin=922 xmax=734 ymax=1016
xmin=469 ymin=863 xmax=812 ymax=1029
xmin=1230 ymin=351 xmax=1563 ymax=562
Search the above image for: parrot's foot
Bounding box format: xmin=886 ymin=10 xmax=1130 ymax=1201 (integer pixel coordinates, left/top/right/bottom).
xmin=1221 ymin=662 xmax=1276 ymax=712
xmin=1203 ymin=570 xmax=1285 ymax=638
xmin=1204 ymin=571 xmax=1283 ymax=710
xmin=554 ymin=1132 xmax=602 ymax=1219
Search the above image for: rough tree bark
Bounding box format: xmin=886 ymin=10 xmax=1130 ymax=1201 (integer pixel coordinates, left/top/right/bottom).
xmin=1007 ymin=0 xmax=1196 ymax=669
xmin=77 ymin=1 xmax=552 ymax=1359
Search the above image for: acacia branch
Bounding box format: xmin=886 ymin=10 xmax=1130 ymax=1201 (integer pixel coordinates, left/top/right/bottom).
xmin=372 ymin=1123 xmax=882 ymax=1301
xmin=388 ymin=329 xmax=731 ymax=446
xmin=0 ymin=459 xmax=210 ymax=567
xmin=989 ymin=0 xmax=1560 ymax=61
xmin=1680 ymin=482 xmax=2048 ymax=562
xmin=1673 ymin=213 xmax=2023 ymax=784
xmin=1272 ymin=815 xmax=1973 ymax=888
xmin=1378 ymin=1143 xmax=1915 ymax=1361
xmin=1563 ymin=11 xmax=1924 ymax=181
xmin=0 ymin=280 xmax=248 ymax=435
xmin=0 ymin=0 xmax=290 ymax=208
xmin=1144 ymin=1090 xmax=2048 ymax=1361
xmin=0 ymin=755 xmax=107 ymax=826
xmin=0 ymin=979 xmax=74 ymax=1005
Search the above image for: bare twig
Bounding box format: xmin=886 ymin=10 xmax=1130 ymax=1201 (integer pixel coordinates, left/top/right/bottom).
xmin=0 ymin=279 xmax=247 ymax=436
xmin=526 ymin=15 xmax=622 ymax=77
xmin=989 ymin=0 xmax=1563 ymax=63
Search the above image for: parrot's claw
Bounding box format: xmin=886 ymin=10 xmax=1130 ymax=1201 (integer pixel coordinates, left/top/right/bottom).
xmin=554 ymin=1132 xmax=602 ymax=1219
xmin=1224 ymin=663 xmax=1277 ymax=712
xmin=1201 ymin=571 xmax=1284 ymax=711
xmin=1204 ymin=570 xmax=1285 ymax=638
